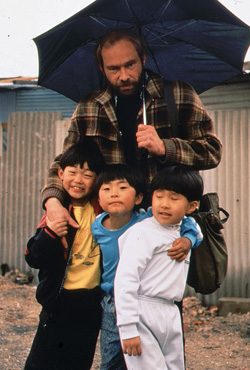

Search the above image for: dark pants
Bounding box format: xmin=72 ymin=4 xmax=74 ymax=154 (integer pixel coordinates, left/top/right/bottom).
xmin=100 ymin=295 xmax=127 ymax=370
xmin=24 ymin=287 xmax=102 ymax=370
xmin=175 ymin=299 xmax=186 ymax=369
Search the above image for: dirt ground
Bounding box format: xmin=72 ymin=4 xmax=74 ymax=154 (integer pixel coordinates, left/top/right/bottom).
xmin=1 ymin=274 xmax=250 ymax=370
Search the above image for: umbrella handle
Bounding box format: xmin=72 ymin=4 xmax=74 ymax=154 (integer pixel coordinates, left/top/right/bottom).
xmin=139 ymin=84 xmax=149 ymax=159
xmin=142 ymin=85 xmax=147 ymax=126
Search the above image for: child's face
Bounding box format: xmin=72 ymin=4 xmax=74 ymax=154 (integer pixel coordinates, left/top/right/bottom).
xmin=152 ymin=190 xmax=198 ymax=225
xmin=58 ymin=163 xmax=97 ymax=205
xmin=98 ymin=179 xmax=143 ymax=216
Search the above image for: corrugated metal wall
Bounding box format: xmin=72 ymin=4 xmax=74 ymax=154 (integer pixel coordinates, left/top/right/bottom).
xmin=0 ymin=112 xmax=62 ymax=273
xmin=0 ymin=89 xmax=77 ymax=122
xmin=0 ymin=91 xmax=16 ymax=122
xmin=185 ymin=108 xmax=250 ymax=305
xmin=1 ymin=108 xmax=250 ymax=305
xmin=15 ymin=89 xmax=77 ymax=119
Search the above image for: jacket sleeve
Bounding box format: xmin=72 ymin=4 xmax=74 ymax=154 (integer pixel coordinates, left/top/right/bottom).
xmin=25 ymin=226 xmax=63 ymax=269
xmin=161 ymin=80 xmax=222 ymax=170
xmin=180 ymin=216 xmax=203 ymax=248
xmin=41 ymin=117 xmax=81 ymax=207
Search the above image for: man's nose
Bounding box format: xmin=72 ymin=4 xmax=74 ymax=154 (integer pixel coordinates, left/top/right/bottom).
xmin=119 ymin=67 xmax=129 ymax=81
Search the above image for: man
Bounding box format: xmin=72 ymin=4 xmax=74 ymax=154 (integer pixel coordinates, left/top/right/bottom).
xmin=43 ymin=28 xmax=222 ymax=255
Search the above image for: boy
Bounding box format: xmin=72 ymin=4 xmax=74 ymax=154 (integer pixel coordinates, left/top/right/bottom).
xmin=114 ymin=166 xmax=204 ymax=370
xmin=24 ymin=139 xmax=105 ymax=370
xmin=91 ymin=164 xmax=202 ymax=370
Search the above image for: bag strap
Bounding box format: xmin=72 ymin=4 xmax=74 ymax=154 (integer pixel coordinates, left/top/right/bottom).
xmin=163 ymin=81 xmax=179 ymax=137
xmin=203 ymin=193 xmax=229 ymax=226
xmin=219 ymin=207 xmax=230 ymax=224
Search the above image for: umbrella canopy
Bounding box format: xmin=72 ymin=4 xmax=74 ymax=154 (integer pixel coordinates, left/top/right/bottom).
xmin=34 ymin=0 xmax=250 ymax=102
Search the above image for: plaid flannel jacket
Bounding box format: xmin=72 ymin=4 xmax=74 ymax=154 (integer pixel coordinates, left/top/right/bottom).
xmin=42 ymin=71 xmax=222 ymax=205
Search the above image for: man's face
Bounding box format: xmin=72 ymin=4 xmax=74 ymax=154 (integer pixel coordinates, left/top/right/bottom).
xmin=101 ymin=39 xmax=145 ymax=96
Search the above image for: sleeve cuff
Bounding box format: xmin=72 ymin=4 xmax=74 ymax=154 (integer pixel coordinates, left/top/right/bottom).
xmin=42 ymin=188 xmax=65 ymax=210
xmin=44 ymin=226 xmax=58 ymax=239
xmin=158 ymin=139 xmax=177 ymax=163
xmin=119 ymin=324 xmax=139 ymax=340
xmin=184 ymin=234 xmax=196 ymax=248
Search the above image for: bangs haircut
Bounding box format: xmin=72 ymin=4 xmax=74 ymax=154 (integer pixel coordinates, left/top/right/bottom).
xmin=59 ymin=138 xmax=105 ymax=175
xmin=95 ymin=164 xmax=146 ymax=198
xmin=151 ymin=166 xmax=203 ymax=202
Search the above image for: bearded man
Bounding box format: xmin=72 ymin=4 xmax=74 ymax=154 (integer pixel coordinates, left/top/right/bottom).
xmin=43 ymin=28 xmax=222 ymax=221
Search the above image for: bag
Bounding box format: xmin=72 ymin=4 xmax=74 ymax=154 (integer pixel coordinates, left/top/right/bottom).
xmin=187 ymin=193 xmax=229 ymax=294
xmin=164 ymin=81 xmax=229 ymax=294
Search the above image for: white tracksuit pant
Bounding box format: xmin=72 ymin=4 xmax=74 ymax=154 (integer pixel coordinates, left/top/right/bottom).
xmin=121 ymin=296 xmax=185 ymax=370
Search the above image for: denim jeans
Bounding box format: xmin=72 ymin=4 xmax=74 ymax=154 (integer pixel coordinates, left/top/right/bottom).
xmin=100 ymin=294 xmax=127 ymax=370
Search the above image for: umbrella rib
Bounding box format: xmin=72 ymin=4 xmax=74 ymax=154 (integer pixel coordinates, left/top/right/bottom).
xmin=90 ymin=15 xmax=112 ymax=27
xmin=144 ymin=20 xmax=197 ymax=45
xmin=123 ymin=0 xmax=141 ymax=27
xmin=142 ymin=0 xmax=172 ymax=40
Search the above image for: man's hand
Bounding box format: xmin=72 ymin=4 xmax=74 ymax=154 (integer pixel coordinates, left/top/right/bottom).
xmin=46 ymin=217 xmax=68 ymax=238
xmin=168 ymin=237 xmax=191 ymax=262
xmin=45 ymin=198 xmax=79 ymax=227
xmin=136 ymin=124 xmax=165 ymax=157
xmin=45 ymin=198 xmax=79 ymax=250
xmin=122 ymin=336 xmax=142 ymax=356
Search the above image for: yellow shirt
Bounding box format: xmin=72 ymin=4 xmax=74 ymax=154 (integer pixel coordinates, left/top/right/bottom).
xmin=63 ymin=202 xmax=101 ymax=290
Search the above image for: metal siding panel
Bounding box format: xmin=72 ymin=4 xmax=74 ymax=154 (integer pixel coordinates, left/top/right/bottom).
xmin=0 ymin=91 xmax=16 ymax=122
xmin=0 ymin=112 xmax=61 ymax=273
xmin=0 ymin=123 xmax=2 ymax=157
xmin=15 ymin=89 xmax=77 ymax=118
xmin=200 ymin=83 xmax=250 ymax=110
xmin=185 ymin=108 xmax=250 ymax=305
xmin=54 ymin=118 xmax=71 ymax=155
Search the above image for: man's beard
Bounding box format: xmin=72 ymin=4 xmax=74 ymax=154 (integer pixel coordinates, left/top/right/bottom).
xmin=108 ymin=69 xmax=144 ymax=99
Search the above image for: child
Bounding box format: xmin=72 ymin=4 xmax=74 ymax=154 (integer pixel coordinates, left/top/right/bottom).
xmin=24 ymin=139 xmax=105 ymax=370
xmin=91 ymin=164 xmax=202 ymax=370
xmin=114 ymin=166 xmax=204 ymax=370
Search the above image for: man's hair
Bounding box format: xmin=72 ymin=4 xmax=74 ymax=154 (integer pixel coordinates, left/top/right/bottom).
xmin=95 ymin=164 xmax=146 ymax=198
xmin=95 ymin=28 xmax=146 ymax=71
xmin=151 ymin=166 xmax=204 ymax=202
xmin=59 ymin=137 xmax=105 ymax=175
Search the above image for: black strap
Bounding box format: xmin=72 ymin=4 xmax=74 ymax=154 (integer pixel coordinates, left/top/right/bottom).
xmin=163 ymin=81 xmax=180 ymax=138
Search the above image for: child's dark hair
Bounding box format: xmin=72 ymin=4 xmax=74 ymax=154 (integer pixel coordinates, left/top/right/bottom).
xmin=151 ymin=166 xmax=203 ymax=202
xmin=59 ymin=138 xmax=105 ymax=175
xmin=95 ymin=164 xmax=147 ymax=199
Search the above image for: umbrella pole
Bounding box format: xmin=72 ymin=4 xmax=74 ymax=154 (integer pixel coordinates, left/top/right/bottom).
xmin=139 ymin=82 xmax=149 ymax=161
xmin=142 ymin=83 xmax=147 ymax=126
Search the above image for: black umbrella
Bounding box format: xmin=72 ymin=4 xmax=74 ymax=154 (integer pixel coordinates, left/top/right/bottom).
xmin=34 ymin=0 xmax=250 ymax=102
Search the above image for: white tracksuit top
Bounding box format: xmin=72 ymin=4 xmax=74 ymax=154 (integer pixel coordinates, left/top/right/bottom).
xmin=114 ymin=216 xmax=191 ymax=340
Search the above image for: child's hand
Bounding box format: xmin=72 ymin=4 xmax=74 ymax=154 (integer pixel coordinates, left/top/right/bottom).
xmin=168 ymin=237 xmax=191 ymax=262
xmin=122 ymin=336 xmax=142 ymax=356
xmin=46 ymin=216 xmax=68 ymax=238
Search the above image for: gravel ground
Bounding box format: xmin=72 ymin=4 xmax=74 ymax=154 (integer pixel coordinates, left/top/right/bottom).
xmin=1 ymin=275 xmax=250 ymax=370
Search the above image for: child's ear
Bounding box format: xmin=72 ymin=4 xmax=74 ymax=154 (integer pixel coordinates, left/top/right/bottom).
xmin=58 ymin=167 xmax=64 ymax=180
xmin=135 ymin=193 xmax=144 ymax=206
xmin=186 ymin=200 xmax=199 ymax=215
